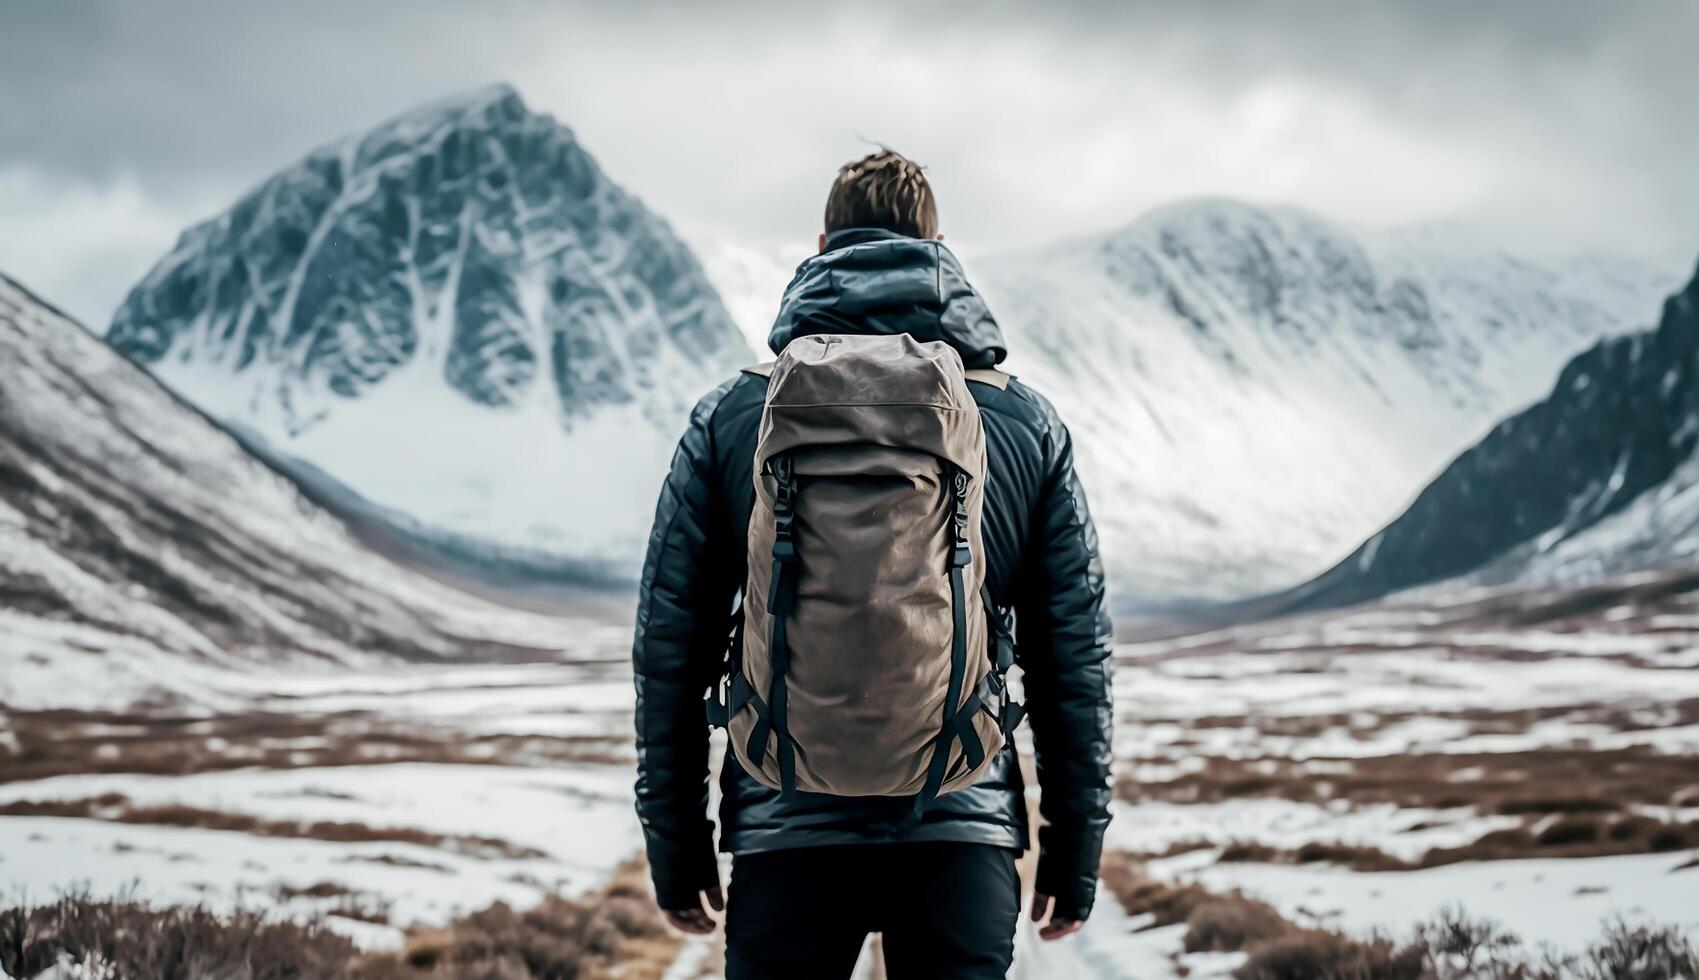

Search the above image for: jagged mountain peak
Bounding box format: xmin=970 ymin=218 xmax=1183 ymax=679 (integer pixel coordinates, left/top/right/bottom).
xmin=107 ymin=85 xmax=749 ymax=570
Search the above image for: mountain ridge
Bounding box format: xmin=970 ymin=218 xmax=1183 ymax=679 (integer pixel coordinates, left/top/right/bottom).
xmin=1281 ymin=256 xmax=1699 ymax=611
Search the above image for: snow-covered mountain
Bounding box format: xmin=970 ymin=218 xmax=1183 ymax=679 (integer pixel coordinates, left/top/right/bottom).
xmin=1286 ymin=258 xmax=1699 ymax=609
xmin=967 ymin=200 xmax=1676 ymax=605
xmin=0 ymin=272 xmax=570 ymax=710
xmin=107 ymin=85 xmax=750 ymax=578
xmin=109 ymin=82 xmax=1675 ymax=608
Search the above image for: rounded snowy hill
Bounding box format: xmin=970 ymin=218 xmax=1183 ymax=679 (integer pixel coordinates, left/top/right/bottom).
xmin=107 ymin=85 xmax=750 ymax=576
xmin=973 ymin=199 xmax=1678 ymax=605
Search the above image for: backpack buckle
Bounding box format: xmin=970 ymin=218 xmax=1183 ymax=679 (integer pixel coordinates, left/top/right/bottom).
xmin=705 ymin=674 xmax=730 ymax=728
xmin=1000 ymin=698 xmax=1026 ymax=735
xmin=951 ymin=482 xmax=971 ymax=564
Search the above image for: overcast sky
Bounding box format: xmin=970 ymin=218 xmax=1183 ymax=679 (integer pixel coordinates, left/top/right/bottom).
xmin=3 ymin=0 xmax=1697 ymax=326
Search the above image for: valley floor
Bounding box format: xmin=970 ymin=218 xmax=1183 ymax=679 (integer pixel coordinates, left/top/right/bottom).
xmin=4 ymin=572 xmax=1699 ymax=978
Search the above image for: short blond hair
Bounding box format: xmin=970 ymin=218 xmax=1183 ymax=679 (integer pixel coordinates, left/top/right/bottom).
xmin=824 ymin=149 xmax=938 ymax=240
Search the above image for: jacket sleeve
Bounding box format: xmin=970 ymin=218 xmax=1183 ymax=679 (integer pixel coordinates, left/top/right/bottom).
xmin=1014 ymin=408 xmax=1115 ymax=921
xmin=633 ymin=385 xmax=739 ymax=909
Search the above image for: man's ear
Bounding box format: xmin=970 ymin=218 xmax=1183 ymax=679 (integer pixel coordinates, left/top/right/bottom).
xmin=818 ymin=233 xmax=827 ymax=253
xmin=937 ymin=233 xmax=946 ymax=241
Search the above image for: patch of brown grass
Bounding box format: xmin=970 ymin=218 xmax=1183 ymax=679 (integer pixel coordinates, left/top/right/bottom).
xmin=0 ymin=896 xmax=360 ymax=980
xmin=1097 ymin=850 xmax=1212 ymax=928
xmin=1120 ymin=745 xmax=1698 ymax=818
xmin=1183 ymin=895 xmax=1292 ymax=954
xmin=0 ymin=708 xmax=627 ymax=785
xmin=1419 ymin=816 xmax=1699 ymax=866
xmin=0 ymin=794 xmax=546 ymax=860
xmin=277 ymin=882 xmax=358 ymax=901
xmin=338 ymin=854 xmax=455 ymax=873
xmin=1216 ymin=839 xmax=1414 ymax=872
xmin=1193 ymin=813 xmax=1699 ymax=874
xmin=1235 ymin=928 xmax=1425 ymax=980
xmin=356 ymin=858 xmax=675 ymax=980
xmin=1295 ymin=841 xmax=1402 ymax=870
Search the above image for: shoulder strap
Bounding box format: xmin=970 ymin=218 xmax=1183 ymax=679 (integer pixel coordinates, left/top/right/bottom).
xmin=742 ymin=361 xmax=775 ymax=378
xmin=963 ymin=367 xmax=1011 ymax=389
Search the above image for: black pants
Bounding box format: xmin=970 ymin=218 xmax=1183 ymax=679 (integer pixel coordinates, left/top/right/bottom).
xmin=725 ymin=841 xmax=1020 ymax=980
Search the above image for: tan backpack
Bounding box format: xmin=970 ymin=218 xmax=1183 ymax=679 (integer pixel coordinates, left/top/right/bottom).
xmin=707 ymin=332 xmax=1023 ymax=814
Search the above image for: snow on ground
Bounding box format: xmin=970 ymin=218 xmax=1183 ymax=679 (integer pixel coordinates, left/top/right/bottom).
xmin=0 ymin=762 xmax=640 ymax=870
xmin=1 ymin=815 xmax=533 ymax=949
xmin=1011 ymin=912 xmax=1244 ymax=980
xmin=5 ymin=575 xmax=1699 ymax=976
xmin=1113 ymin=587 xmax=1699 ymax=762
xmin=238 ymin=661 xmax=637 ymax=739
xmin=1079 ymin=583 xmax=1699 ymax=973
xmin=0 ymin=658 xmax=641 ymax=951
xmin=1118 ymin=648 xmax=1699 ymax=729
xmin=1105 ymin=798 xmax=1521 ymax=863
xmin=1164 ymin=850 xmax=1699 ymax=956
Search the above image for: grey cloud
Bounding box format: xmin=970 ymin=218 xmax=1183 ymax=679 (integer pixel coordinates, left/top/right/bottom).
xmin=2 ymin=0 xmax=1696 ymax=324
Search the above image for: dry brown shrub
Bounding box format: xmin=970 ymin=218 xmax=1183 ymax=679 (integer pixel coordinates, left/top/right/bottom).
xmin=1496 ymin=796 xmax=1620 ymax=815
xmin=1536 ymin=817 xmax=1602 ymax=847
xmin=1577 ymin=920 xmax=1699 ymax=980
xmin=1233 ymin=928 xmax=1425 ymax=980
xmin=0 ymin=858 xmax=678 ymax=980
xmin=0 ymin=895 xmax=358 ymax=980
xmin=1219 ymin=841 xmax=1284 ymax=863
xmin=1096 ymin=851 xmax=1212 ymax=928
xmin=1292 ymin=842 xmax=1413 ymax=872
xmin=1184 ymin=895 xmax=1293 ymax=954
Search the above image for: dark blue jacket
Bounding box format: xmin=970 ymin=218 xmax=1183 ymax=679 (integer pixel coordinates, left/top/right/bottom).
xmin=633 ymin=228 xmax=1114 ymax=918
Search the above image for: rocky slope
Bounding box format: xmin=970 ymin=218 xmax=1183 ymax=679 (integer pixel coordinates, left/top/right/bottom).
xmin=106 ymin=85 xmax=749 ymax=579
xmin=0 ymin=273 xmax=569 ymax=711
xmin=1286 ymin=259 xmax=1699 ymax=610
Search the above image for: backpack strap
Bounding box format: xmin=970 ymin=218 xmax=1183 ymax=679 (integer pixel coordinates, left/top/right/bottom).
xmin=912 ymin=466 xmax=977 ymax=818
xmin=742 ymin=361 xmax=775 ymax=378
xmin=747 ymin=454 xmax=799 ymax=796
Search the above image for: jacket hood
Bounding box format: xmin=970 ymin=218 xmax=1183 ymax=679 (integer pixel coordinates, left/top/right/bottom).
xmin=767 ymin=228 xmax=1008 ymax=368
